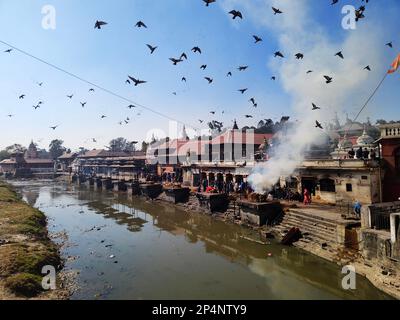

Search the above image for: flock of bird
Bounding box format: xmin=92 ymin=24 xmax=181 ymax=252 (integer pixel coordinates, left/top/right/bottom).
xmin=2 ymin=0 xmax=395 ymax=138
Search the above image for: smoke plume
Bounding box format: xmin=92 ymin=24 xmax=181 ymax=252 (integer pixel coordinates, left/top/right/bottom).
xmin=221 ymin=0 xmax=387 ymax=192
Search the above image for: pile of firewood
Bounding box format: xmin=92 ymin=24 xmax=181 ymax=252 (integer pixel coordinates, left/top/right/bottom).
xmin=248 ymin=193 xmax=267 ymax=203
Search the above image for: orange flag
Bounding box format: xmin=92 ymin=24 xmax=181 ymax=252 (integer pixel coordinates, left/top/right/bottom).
xmin=388 ymin=53 xmax=400 ymax=74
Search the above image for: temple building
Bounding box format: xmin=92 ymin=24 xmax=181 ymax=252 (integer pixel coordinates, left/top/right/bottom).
xmin=378 ymin=123 xmax=400 ymax=202
xmin=286 ymin=127 xmax=381 ymax=205
xmin=0 ymin=141 xmax=54 ymax=178
xmin=71 ymin=149 xmax=150 ymax=181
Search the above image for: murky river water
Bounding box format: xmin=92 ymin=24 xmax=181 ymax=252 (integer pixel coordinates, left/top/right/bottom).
xmin=10 ymin=180 xmax=392 ymax=300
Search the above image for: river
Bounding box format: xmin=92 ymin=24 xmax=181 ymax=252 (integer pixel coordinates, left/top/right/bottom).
xmin=11 ymin=180 xmax=391 ymax=300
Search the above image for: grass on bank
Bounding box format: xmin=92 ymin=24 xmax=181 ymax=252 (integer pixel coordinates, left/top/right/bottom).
xmin=0 ymin=181 xmax=61 ymax=298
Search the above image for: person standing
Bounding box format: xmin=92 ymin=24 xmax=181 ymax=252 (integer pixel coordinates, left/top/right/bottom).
xmin=354 ymin=201 xmax=362 ymax=219
xmin=370 ymin=149 xmax=377 ymax=160
xmin=348 ymin=148 xmax=355 ymax=159
xmin=363 ymin=148 xmax=370 ymax=160
xmin=356 ymin=147 xmax=363 ymax=159
xmin=303 ymin=188 xmax=312 ymax=205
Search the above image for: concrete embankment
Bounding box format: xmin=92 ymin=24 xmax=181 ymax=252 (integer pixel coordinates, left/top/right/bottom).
xmin=0 ymin=180 xmax=68 ymax=299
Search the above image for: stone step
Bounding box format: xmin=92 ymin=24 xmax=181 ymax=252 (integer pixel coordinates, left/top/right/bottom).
xmin=285 ymin=210 xmax=339 ymax=229
xmin=278 ymin=216 xmax=337 ymax=235
xmin=281 ymin=215 xmax=337 ymax=235
xmin=275 ymin=221 xmax=337 ymax=244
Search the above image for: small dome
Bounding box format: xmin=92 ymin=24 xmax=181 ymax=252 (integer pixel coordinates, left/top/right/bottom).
xmin=357 ymin=129 xmax=374 ymax=146
xmin=338 ymin=136 xmax=353 ymax=149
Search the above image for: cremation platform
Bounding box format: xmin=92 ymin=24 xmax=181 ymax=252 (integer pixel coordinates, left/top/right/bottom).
xmin=238 ymin=200 xmax=283 ymax=226
xmin=140 ymin=183 xmax=163 ymax=200
xmin=128 ymin=182 xmax=142 ymax=196
xmin=196 ymin=193 xmax=229 ymax=213
xmin=164 ymin=187 xmax=190 ymax=204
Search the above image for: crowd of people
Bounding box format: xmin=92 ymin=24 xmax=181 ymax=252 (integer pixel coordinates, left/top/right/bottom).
xmin=197 ymin=178 xmax=254 ymax=196
xmin=348 ymin=147 xmax=377 ymax=160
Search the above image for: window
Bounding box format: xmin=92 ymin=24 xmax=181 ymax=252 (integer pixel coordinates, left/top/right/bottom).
xmin=361 ymin=176 xmax=368 ymax=180
xmin=320 ymin=179 xmax=336 ymax=193
xmin=346 ymin=184 xmax=353 ymax=192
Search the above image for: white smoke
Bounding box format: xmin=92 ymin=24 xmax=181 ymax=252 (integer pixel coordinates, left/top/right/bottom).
xmin=221 ymin=0 xmax=388 ymax=192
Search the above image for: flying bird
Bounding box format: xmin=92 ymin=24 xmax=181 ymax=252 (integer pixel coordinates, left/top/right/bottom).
xmin=67 ymin=94 xmax=74 ymax=99
xmin=19 ymin=94 xmax=25 ymax=99
xmin=101 ymin=115 xmax=107 ymax=119
xmin=94 ymin=20 xmax=107 ymax=29
xmin=238 ymin=66 xmax=248 ymax=71
xmin=355 ymin=8 xmax=365 ymax=22
xmin=37 ymin=82 xmax=43 ymax=87
xmin=205 ymin=77 xmax=213 ymax=84
xmin=89 ymin=88 xmax=95 ymax=92
xmin=128 ymin=76 xmax=147 ymax=86
xmin=127 ymin=105 xmax=136 ymax=109
xmin=80 ymin=102 xmax=87 ymax=108
xmin=238 ymin=88 xmax=248 ymax=94
xmin=200 ymin=65 xmax=207 ymax=70
xmin=135 ymin=21 xmax=147 ymax=28
xmin=271 ymin=76 xmax=276 ymax=80
xmin=324 ymin=75 xmax=333 ymax=84
xmin=249 ymin=98 xmax=257 ymax=107
xmin=229 ymin=10 xmax=243 ymax=20
xmin=335 ymin=51 xmax=344 ymax=59
xmin=180 ymin=52 xmax=188 ymax=60
xmin=364 ymin=65 xmax=371 ymax=71
xmin=306 ymin=70 xmax=313 ymax=74
xmin=169 ymin=58 xmax=183 ymax=65
xmin=312 ymin=103 xmax=321 ymax=110
xmin=253 ymin=35 xmax=263 ymax=43
xmin=315 ymin=121 xmax=323 ymax=129
xmin=191 ymin=47 xmax=202 ymax=54
xmin=203 ymin=0 xmax=216 ymax=6
xmin=146 ymin=44 xmax=158 ymax=54
xmin=245 ymin=115 xmax=253 ymax=118
xmin=386 ymin=42 xmax=393 ymax=48
xmin=274 ymin=51 xmax=284 ymax=58
xmin=50 ymin=125 xmax=59 ymax=130
xmin=227 ymin=72 xmax=232 ymax=77
xmin=295 ymin=53 xmax=304 ymax=59
xmin=33 ymin=105 xmax=40 ymax=110
xmin=272 ymin=7 xmax=283 ymax=15
xmin=182 ymin=77 xmax=187 ymax=82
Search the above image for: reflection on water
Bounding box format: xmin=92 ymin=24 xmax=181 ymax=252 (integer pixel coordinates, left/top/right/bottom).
xmin=11 ymin=180 xmax=392 ymax=300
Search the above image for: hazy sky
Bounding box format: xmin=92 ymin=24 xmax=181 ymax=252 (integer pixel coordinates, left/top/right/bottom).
xmin=0 ymin=0 xmax=399 ymax=151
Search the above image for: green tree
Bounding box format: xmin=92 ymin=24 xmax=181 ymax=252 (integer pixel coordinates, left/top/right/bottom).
xmin=109 ymin=138 xmax=138 ymax=152
xmin=49 ymin=140 xmax=66 ymax=159
xmin=5 ymin=144 xmax=26 ymax=154
xmin=141 ymin=141 xmax=149 ymax=153
xmin=0 ymin=150 xmax=10 ymax=161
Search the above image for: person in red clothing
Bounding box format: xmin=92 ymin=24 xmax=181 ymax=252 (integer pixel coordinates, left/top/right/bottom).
xmin=303 ymin=188 xmax=312 ymax=205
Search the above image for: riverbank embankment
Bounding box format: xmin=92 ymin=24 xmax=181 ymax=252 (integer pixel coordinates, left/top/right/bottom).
xmin=0 ymin=180 xmax=68 ymax=299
